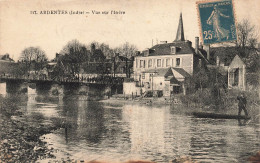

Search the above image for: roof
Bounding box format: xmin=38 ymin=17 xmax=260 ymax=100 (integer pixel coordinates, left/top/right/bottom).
xmin=143 ymin=67 xmax=190 ymax=79
xmin=175 ymin=13 xmax=185 ymax=41
xmin=144 ymin=68 xmax=170 ymax=77
xmin=171 ymin=68 xmax=190 ymax=78
xmin=138 ymin=41 xmax=194 ymax=57
xmin=0 ymin=54 xmax=14 ymax=62
xmin=170 ymin=77 xmax=181 ymax=85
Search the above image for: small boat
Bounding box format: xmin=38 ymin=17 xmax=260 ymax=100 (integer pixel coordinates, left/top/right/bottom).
xmin=192 ymin=112 xmax=251 ymax=119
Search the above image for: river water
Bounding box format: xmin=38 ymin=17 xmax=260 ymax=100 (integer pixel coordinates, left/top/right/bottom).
xmin=15 ymin=94 xmax=260 ymax=163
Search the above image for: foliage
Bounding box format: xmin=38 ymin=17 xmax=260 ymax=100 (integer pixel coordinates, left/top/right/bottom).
xmin=242 ymin=49 xmax=260 ymax=73
xmin=246 ymin=72 xmax=259 ymax=89
xmin=87 ymin=41 xmax=113 ymax=59
xmin=19 ymin=47 xmax=48 ymax=74
xmin=11 ymin=62 xmax=27 ymax=76
xmin=0 ymin=96 xmax=21 ymax=118
xmin=191 ymin=68 xmax=209 ymax=90
xmin=58 ymin=39 xmax=89 ymax=76
xmin=180 ymin=88 xmax=214 ymax=108
xmin=114 ymin=42 xmax=138 ymax=59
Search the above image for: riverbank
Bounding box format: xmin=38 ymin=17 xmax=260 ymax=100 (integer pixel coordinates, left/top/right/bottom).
xmin=0 ymin=96 xmax=59 ymax=162
xmin=103 ymin=89 xmax=260 ymax=121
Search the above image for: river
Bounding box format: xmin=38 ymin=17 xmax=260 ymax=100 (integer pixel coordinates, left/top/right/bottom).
xmin=14 ymin=94 xmax=260 ymax=162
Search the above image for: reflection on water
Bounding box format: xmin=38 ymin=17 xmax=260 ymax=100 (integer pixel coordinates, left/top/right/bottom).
xmin=19 ymin=94 xmax=260 ymax=162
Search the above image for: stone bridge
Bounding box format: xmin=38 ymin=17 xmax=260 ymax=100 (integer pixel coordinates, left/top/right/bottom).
xmin=0 ymin=75 xmax=123 ymax=97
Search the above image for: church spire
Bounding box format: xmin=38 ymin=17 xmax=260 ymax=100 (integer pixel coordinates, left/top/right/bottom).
xmin=175 ymin=13 xmax=185 ymax=41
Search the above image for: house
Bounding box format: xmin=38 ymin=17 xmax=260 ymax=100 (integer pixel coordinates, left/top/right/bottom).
xmin=228 ymin=55 xmax=246 ymax=90
xmin=138 ymin=67 xmax=191 ymax=96
xmin=131 ymin=13 xmax=208 ymax=96
xmin=0 ymin=54 xmax=14 ymax=63
xmin=0 ymin=54 xmax=16 ymax=75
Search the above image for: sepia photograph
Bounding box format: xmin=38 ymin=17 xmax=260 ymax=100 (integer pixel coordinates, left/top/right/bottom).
xmin=0 ymin=0 xmax=259 ymax=162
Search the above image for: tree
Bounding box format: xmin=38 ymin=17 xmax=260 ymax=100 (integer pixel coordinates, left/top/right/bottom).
xmin=235 ymin=19 xmax=260 ymax=74
xmin=114 ymin=42 xmax=138 ymax=78
xmin=19 ymin=47 xmax=48 ymax=74
xmin=236 ymin=19 xmax=258 ymax=49
xmin=193 ymin=68 xmax=209 ymax=90
xmin=59 ymin=39 xmax=89 ymax=77
xmin=87 ymin=41 xmax=113 ymax=59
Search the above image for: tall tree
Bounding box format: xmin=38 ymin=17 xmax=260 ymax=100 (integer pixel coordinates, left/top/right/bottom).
xmin=236 ymin=19 xmax=259 ymax=73
xmin=59 ymin=39 xmax=89 ymax=77
xmin=19 ymin=47 xmax=48 ymax=74
xmin=236 ymin=19 xmax=258 ymax=49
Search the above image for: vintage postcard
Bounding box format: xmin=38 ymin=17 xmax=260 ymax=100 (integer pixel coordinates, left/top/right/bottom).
xmin=0 ymin=0 xmax=259 ymax=162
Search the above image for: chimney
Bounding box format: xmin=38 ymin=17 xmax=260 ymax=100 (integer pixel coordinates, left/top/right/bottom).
xmin=91 ymin=43 xmax=96 ymax=54
xmin=195 ymin=37 xmax=199 ymax=54
xmin=204 ymin=44 xmax=210 ymax=60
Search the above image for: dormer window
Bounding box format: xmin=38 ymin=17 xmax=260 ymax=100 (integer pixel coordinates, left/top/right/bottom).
xmin=171 ymin=46 xmax=176 ymax=54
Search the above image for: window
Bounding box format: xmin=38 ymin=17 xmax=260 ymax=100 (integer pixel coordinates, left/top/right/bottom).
xmin=234 ymin=68 xmax=239 ymax=86
xmin=140 ymin=60 xmax=144 ymax=68
xmin=157 ymin=59 xmax=161 ymax=67
xmin=176 ymin=58 xmax=180 ymax=67
xmin=171 ymin=47 xmax=176 ymax=54
xmin=148 ymin=59 xmax=152 ymax=67
xmin=162 ymin=59 xmax=164 ymax=67
xmin=229 ymin=72 xmax=234 ymax=86
xmin=143 ymin=60 xmax=146 ymax=68
xmin=160 ymin=82 xmax=162 ymax=85
xmin=166 ymin=58 xmax=170 ymax=67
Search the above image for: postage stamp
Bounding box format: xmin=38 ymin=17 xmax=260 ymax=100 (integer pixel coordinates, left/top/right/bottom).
xmin=197 ymin=0 xmax=237 ymax=44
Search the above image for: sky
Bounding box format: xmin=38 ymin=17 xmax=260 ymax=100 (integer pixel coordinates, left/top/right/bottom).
xmin=0 ymin=0 xmax=259 ymax=61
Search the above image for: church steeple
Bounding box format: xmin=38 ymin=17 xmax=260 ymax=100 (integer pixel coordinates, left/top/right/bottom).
xmin=175 ymin=13 xmax=185 ymax=41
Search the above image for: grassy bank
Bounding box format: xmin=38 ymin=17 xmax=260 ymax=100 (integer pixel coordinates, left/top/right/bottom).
xmin=180 ymin=88 xmax=260 ymax=117
xmin=0 ymin=96 xmax=58 ymax=162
